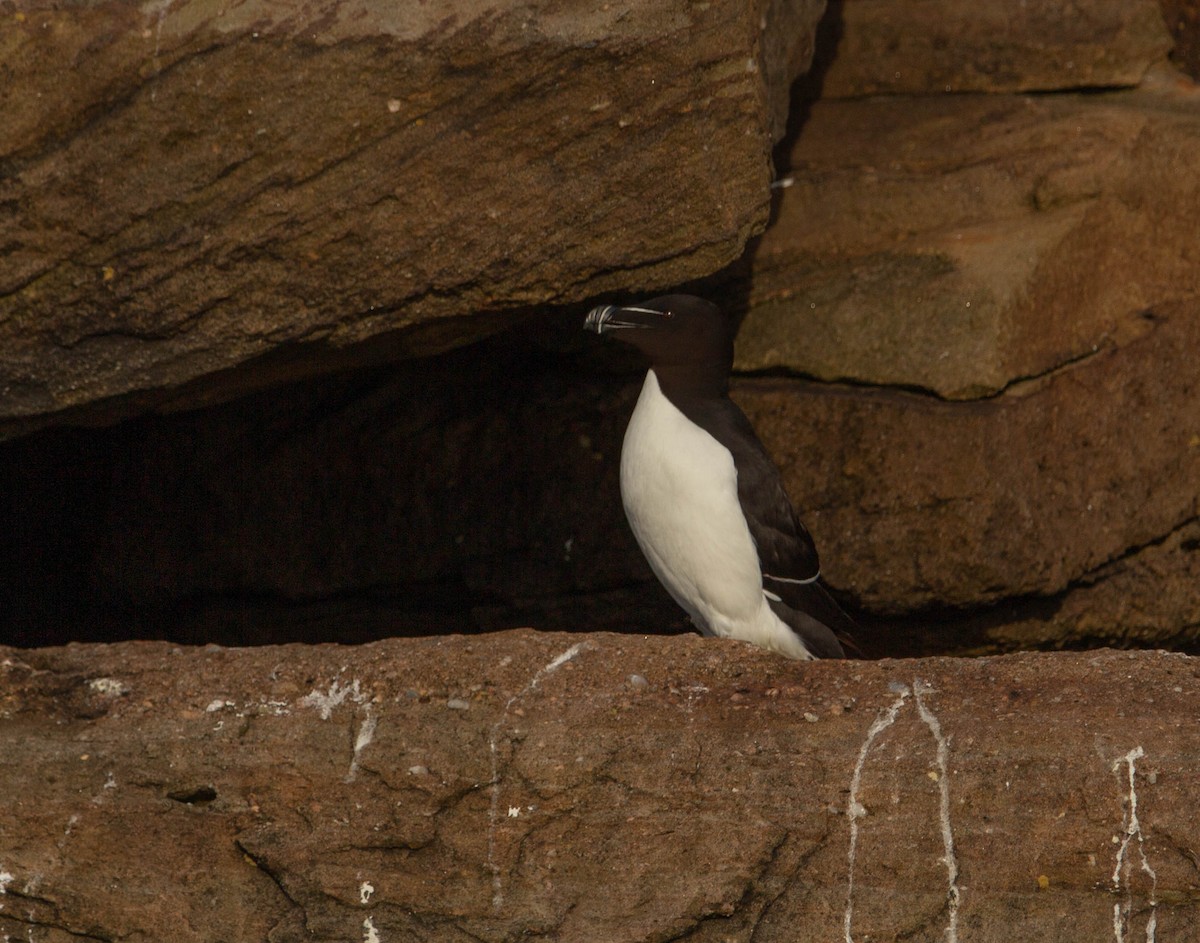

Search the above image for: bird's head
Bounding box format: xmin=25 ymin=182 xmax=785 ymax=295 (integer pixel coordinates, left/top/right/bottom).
xmin=583 ymin=295 xmax=734 ymax=380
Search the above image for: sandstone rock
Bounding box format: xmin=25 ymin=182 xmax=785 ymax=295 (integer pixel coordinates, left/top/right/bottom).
xmin=735 ymin=297 xmax=1200 ymax=612
xmin=819 ymin=0 xmax=1172 ymax=98
xmin=967 ymin=518 xmax=1200 ymax=652
xmin=0 ymin=0 xmax=824 ymax=438
xmin=1 ymin=634 xmax=1197 ymax=941
xmin=1161 ymin=0 xmax=1200 ymax=77
xmin=738 ymin=76 xmax=1200 ymax=399
xmin=724 ymin=72 xmax=1200 ymax=634
xmin=4 ymin=0 xmax=1199 ymax=654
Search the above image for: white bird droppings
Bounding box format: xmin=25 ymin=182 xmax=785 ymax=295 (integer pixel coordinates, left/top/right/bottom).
xmin=346 ymin=708 xmax=379 ymax=782
xmin=1111 ymin=746 xmax=1158 ymax=943
xmin=488 ymin=641 xmax=594 ymax=912
xmin=300 ymin=679 xmax=365 ymax=720
xmin=845 ymin=681 xmax=961 ymax=943
xmin=88 ymin=678 xmax=129 ymax=697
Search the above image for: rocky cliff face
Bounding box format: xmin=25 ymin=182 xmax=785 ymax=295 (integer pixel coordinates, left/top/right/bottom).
xmin=3 ymin=1 xmax=1200 ymax=938
xmin=2 ymin=0 xmax=1199 ymax=655
xmin=1 ymin=0 xmax=824 ymax=437
xmin=3 ymin=634 xmax=1197 ymax=942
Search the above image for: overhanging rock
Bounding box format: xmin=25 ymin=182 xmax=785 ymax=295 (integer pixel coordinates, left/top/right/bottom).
xmin=0 ymin=0 xmax=825 ymax=437
xmin=1 ymin=631 xmax=1196 ymax=940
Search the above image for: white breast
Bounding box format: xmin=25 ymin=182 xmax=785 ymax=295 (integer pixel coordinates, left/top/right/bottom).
xmin=619 ymin=370 xmax=814 ymax=659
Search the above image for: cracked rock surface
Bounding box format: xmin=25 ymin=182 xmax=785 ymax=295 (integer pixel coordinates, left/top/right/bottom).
xmin=740 ymin=73 xmax=1200 ymax=400
xmin=736 ymin=295 xmax=1200 ymax=613
xmin=0 ymin=0 xmax=824 ymax=437
xmin=1 ymin=633 xmax=1197 ymax=941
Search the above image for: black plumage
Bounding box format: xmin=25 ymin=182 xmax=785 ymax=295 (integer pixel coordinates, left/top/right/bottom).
xmin=585 ymin=294 xmax=855 ymax=659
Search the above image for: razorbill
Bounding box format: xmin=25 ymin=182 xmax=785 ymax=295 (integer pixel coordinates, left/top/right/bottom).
xmin=585 ymin=294 xmax=853 ymax=659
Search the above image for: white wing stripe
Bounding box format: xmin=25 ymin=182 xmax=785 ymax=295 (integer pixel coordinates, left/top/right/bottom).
xmin=763 ymin=571 xmax=821 ymax=587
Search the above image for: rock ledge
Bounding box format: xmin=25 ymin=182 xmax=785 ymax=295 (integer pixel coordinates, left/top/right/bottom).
xmin=1 ymin=631 xmax=1195 ymax=941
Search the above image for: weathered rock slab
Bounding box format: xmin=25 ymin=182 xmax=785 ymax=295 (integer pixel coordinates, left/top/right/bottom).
xmin=1 ymin=633 xmax=1197 ymax=941
xmin=819 ymin=0 xmax=1172 ymax=98
xmin=739 ymin=74 xmax=1200 ymax=399
xmin=0 ymin=0 xmax=825 ymax=437
xmin=735 ymin=296 xmax=1200 ymax=611
xmin=961 ymin=519 xmax=1200 ymax=653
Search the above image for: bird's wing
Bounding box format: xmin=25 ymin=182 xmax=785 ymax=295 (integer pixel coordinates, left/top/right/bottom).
xmin=685 ymin=397 xmax=821 ymax=581
xmin=681 ymin=396 xmax=857 ymax=650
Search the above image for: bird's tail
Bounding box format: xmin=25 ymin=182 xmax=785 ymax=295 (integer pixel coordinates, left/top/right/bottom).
xmin=766 ymin=578 xmax=861 ymax=659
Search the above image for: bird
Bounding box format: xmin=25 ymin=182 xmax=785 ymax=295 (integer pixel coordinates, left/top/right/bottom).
xmin=584 ymin=293 xmax=854 ymax=659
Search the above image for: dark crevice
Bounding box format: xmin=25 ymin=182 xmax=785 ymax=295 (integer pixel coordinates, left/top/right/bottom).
xmin=736 ymin=365 xmax=968 ymax=405
xmin=0 ymin=913 xmax=114 ymax=943
xmin=861 ymin=514 xmax=1200 ymax=658
xmin=976 ymin=338 xmax=1114 ymax=398
xmin=43 ymin=580 xmax=509 ymax=649
xmin=0 ymin=886 xmax=59 ymax=910
xmin=1083 ymin=513 xmax=1200 ymax=578
xmin=780 ymin=0 xmax=845 ymax=161
xmin=750 ymin=827 xmax=835 ymax=943
xmin=0 ymin=316 xmax=679 ymax=651
xmin=1022 ymin=82 xmax=1151 ymax=98
xmin=736 ymin=328 xmax=1120 ymax=405
xmin=167 ymin=785 xmax=218 ymax=805
xmin=2 ymin=295 xmax=1194 ymax=657
xmin=235 ymin=841 xmax=306 ymax=917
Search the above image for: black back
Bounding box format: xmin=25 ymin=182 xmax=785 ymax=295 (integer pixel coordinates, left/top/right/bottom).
xmin=589 ymin=293 xmax=856 ymax=657
xmin=669 ymin=392 xmax=855 ymax=657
